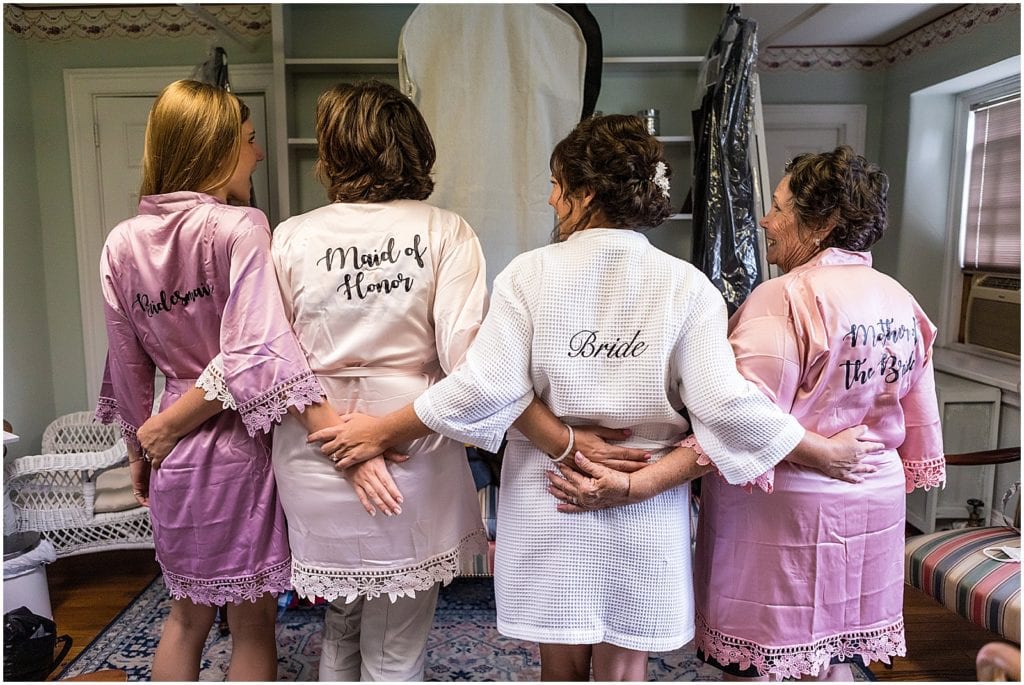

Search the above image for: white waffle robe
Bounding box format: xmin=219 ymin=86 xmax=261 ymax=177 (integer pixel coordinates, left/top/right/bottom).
xmin=415 ymin=228 xmax=806 ymax=651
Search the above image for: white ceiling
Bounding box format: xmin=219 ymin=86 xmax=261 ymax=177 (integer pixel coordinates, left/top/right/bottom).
xmin=739 ymin=3 xmax=962 ymax=48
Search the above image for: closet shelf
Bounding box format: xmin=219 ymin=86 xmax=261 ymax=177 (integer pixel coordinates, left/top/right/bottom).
xmin=284 ymin=58 xmax=400 ymax=74
xmin=603 ymin=56 xmax=703 ymax=71
xmin=656 ymin=135 xmax=693 ymax=144
xmin=668 ymin=213 xmax=693 ymax=221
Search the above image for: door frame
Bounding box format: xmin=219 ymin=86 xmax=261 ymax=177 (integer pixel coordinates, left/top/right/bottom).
xmin=759 ymin=104 xmax=867 ymax=279
xmin=762 ymin=103 xmax=867 ymax=163
xmin=65 ymin=65 xmax=275 ymax=400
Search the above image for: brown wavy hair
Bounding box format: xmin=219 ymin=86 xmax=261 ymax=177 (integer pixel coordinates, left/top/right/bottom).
xmin=314 ymin=80 xmax=435 ymax=203
xmin=140 ymin=80 xmax=248 ymax=197
xmin=549 ymin=114 xmax=673 ymax=238
xmin=785 ymin=145 xmax=888 ymax=251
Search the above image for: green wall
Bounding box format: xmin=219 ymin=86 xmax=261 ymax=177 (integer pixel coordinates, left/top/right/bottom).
xmin=4 ymin=35 xmax=51 ymax=455
xmin=880 ymin=17 xmax=1021 ymax=319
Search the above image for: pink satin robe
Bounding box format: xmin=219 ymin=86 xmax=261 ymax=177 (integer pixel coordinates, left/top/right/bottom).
xmin=694 ymin=248 xmax=945 ymax=677
xmin=96 ymin=192 xmax=322 ymax=605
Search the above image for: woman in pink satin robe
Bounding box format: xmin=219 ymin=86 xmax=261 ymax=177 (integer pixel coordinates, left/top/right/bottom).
xmin=96 ymin=80 xmax=326 ymax=680
xmin=691 ymin=147 xmax=944 ymax=681
xmin=549 ymin=146 xmax=944 ymax=680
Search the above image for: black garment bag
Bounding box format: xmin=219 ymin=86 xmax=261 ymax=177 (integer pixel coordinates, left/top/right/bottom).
xmin=690 ymin=7 xmax=762 ymax=315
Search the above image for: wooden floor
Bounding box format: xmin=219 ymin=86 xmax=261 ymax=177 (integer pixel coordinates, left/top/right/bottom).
xmin=47 ymin=549 xmax=160 ymax=679
xmin=43 ymin=549 xmax=1005 ymax=681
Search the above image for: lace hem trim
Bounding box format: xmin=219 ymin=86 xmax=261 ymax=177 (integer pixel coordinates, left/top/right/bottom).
xmin=161 ymin=558 xmax=291 ymax=606
xmin=695 ymin=612 xmax=906 ymax=679
xmin=904 ymin=455 xmax=946 ymax=492
xmin=291 ymin=529 xmax=488 ymax=604
xmin=94 ymin=396 xmax=119 ymax=424
xmin=95 ymin=398 xmax=141 ymax=452
xmin=237 ymin=371 xmax=324 ymax=437
xmin=196 ymin=354 xmax=237 ymax=410
xmin=684 ymin=434 xmax=773 ymax=494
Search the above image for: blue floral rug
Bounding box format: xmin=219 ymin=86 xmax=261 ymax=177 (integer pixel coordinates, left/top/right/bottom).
xmin=58 ymin=576 xmax=874 ymax=681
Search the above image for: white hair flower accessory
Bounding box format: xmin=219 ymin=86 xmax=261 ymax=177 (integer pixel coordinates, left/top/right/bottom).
xmin=652 ymin=161 xmax=670 ymax=199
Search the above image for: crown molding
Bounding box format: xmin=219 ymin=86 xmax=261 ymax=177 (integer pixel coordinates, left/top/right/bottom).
xmin=4 ymin=3 xmax=1018 ymax=70
xmin=760 ymin=3 xmax=1020 ymax=71
xmin=4 ymin=3 xmax=270 ymax=41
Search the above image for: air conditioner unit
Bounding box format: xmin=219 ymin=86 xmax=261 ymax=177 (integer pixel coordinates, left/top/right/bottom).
xmin=964 ymin=273 xmax=1021 ymax=356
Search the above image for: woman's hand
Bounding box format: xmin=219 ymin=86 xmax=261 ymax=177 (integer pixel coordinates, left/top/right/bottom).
xmin=307 ymin=413 xmax=396 ymax=468
xmin=345 ymin=455 xmax=404 ymax=517
xmin=137 ymin=413 xmax=179 ymax=470
xmin=128 ymin=454 xmax=151 ymax=507
xmin=545 ymin=453 xmax=632 ymax=513
xmin=792 ymin=424 xmax=884 ymax=483
xmin=572 ymin=426 xmax=650 ymax=474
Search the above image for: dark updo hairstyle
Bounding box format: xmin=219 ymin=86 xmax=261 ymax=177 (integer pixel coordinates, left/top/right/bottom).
xmin=549 ymin=114 xmax=673 ymax=238
xmin=784 ymin=145 xmax=888 ymax=251
xmin=314 ymin=80 xmax=435 ymax=203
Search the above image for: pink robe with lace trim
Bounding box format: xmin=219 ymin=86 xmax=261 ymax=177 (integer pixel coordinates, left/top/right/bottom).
xmin=693 ymin=248 xmax=944 ymax=678
xmin=96 ymin=192 xmax=323 ymax=605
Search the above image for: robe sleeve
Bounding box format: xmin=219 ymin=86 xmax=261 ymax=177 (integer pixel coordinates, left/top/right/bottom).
xmin=195 ymin=353 xmax=237 ymax=410
xmin=414 ymin=261 xmax=534 ymax=452
xmin=218 ymin=209 xmax=324 ymax=436
xmin=708 ymin=279 xmax=821 ymax=490
xmin=897 ymin=308 xmax=945 ymax=492
xmin=673 ymin=277 xmax=805 ymax=485
xmin=96 ymin=244 xmax=156 ymax=452
xmin=432 ymin=216 xmax=489 ymax=374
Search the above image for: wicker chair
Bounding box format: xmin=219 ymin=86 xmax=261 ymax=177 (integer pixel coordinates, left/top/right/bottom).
xmin=4 ymin=412 xmax=153 ymax=557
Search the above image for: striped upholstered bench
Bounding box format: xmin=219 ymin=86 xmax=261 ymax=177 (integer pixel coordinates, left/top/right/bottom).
xmin=905 ymin=525 xmax=1020 ymax=642
xmin=904 ymin=446 xmax=1021 ymax=644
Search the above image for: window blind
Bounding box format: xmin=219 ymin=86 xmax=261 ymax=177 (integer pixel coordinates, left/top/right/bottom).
xmin=963 ymin=96 xmax=1021 ymax=272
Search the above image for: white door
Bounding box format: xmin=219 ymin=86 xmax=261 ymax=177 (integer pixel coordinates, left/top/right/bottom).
xmin=85 ymin=93 xmax=271 ymax=398
xmin=94 ymin=93 xmax=271 ymax=232
xmin=762 ymin=104 xmax=867 ymax=192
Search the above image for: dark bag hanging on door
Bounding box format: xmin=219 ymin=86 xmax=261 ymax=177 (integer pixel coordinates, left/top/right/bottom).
xmin=3 ymin=606 xmax=72 ymax=681
xmin=690 ymin=6 xmax=762 ymax=316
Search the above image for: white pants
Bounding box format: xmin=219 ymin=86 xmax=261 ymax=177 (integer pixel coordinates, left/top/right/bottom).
xmin=318 ymin=584 xmax=441 ymax=681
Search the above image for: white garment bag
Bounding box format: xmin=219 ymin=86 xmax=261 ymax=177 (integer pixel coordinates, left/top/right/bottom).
xmin=398 ymin=4 xmax=587 ymax=282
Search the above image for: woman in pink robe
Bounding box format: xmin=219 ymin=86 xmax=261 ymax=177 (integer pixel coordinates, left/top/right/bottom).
xmin=549 ymin=146 xmax=944 ymax=680
xmin=96 ymin=80 xmax=328 ymax=680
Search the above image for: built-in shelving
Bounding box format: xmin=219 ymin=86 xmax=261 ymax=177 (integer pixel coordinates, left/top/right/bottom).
xmin=271 ymin=4 xmax=712 ymax=257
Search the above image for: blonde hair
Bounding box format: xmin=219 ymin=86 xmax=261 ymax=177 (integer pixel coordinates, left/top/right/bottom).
xmin=140 ymin=80 xmax=248 ymax=197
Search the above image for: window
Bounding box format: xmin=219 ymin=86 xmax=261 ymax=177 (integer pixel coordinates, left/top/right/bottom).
xmin=961 ymin=95 xmax=1020 ymax=273
xmin=949 ymin=77 xmax=1021 ymax=357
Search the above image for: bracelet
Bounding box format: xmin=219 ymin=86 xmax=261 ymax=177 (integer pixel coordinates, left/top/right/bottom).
xmin=550 ymin=424 xmax=575 ymax=463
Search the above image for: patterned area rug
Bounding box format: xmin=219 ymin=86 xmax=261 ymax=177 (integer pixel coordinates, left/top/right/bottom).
xmin=58 ymin=576 xmax=874 ymax=681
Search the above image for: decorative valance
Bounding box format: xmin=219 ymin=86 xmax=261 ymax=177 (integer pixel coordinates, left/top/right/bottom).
xmin=5 ymin=3 xmax=1018 ymax=72
xmin=4 ymin=3 xmax=270 ymax=41
xmin=760 ymin=3 xmax=1019 ymax=71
